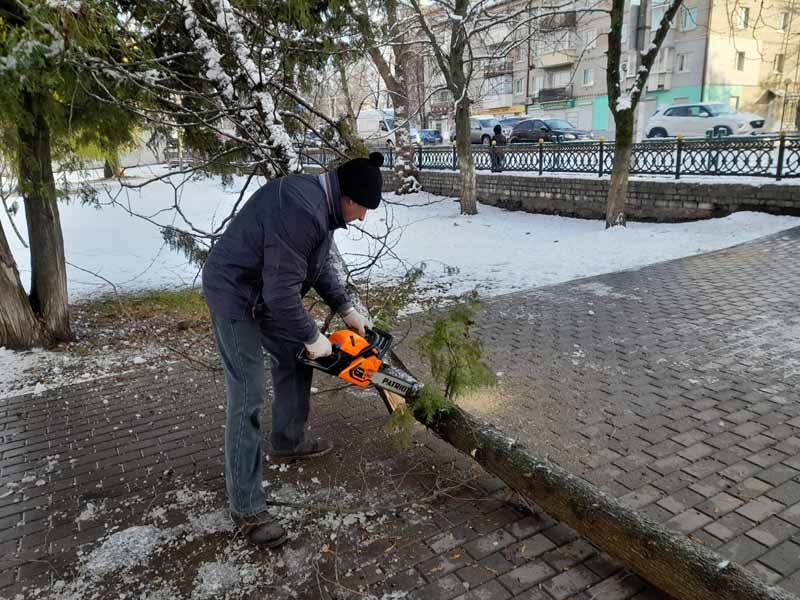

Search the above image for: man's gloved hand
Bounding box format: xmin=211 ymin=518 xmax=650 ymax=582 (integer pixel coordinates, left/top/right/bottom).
xmin=304 ymin=332 xmax=332 ymax=359
xmin=341 ymin=307 xmax=373 ymax=337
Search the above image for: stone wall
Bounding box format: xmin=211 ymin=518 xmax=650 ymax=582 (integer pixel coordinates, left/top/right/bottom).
xmin=305 ymin=166 xmax=800 ymax=222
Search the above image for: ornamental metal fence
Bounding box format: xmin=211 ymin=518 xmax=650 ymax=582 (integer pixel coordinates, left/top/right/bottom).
xmin=299 ymin=133 xmax=800 ymax=181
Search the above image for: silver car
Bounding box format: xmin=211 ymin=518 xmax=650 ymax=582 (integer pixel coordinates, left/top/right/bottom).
xmin=451 ymin=116 xmax=503 ymax=144
xmin=469 ymin=116 xmax=502 ymax=144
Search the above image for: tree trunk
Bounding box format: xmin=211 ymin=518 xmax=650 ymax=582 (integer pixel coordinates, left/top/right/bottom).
xmin=18 ymin=92 xmax=72 ymax=345
xmin=327 ymin=237 xmax=795 ymax=600
xmin=336 ymin=60 xmax=358 ymax=134
xmin=0 ymin=221 xmax=41 ymax=349
xmin=393 ymin=96 xmax=421 ymax=194
xmin=605 ymin=110 xmax=634 ymax=228
xmin=374 ymin=373 xmax=799 ymax=600
xmin=103 ymin=156 xmax=122 ymax=179
xmin=455 ymin=100 xmax=477 ymax=215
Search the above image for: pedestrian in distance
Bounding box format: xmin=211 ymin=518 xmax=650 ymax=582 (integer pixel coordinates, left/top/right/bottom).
xmin=490 ymin=124 xmax=507 ymax=173
xmin=202 ymin=152 xmax=384 ymax=547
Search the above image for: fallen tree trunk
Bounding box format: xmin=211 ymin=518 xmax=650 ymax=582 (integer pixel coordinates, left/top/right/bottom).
xmin=327 ymin=215 xmax=795 ymax=600
xmin=376 ymin=358 xmax=797 ymax=600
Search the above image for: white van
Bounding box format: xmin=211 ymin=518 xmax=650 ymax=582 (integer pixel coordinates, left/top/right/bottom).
xmin=356 ymin=109 xmax=396 ymax=146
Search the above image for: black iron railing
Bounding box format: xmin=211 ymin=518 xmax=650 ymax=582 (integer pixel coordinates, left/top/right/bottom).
xmin=298 ymin=134 xmax=800 ymax=181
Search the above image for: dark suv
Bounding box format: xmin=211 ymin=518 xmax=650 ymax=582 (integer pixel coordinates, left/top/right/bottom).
xmin=509 ymin=118 xmax=593 ymax=143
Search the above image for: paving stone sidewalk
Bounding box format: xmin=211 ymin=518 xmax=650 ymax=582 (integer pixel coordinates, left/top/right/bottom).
xmin=417 ymin=226 xmax=800 ymax=595
xmin=0 ymin=359 xmax=665 ymax=599
xmin=4 ymin=227 xmax=799 ymax=599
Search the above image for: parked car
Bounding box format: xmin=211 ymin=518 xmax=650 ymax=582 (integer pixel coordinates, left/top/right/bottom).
xmin=291 ymin=131 xmax=324 ymax=148
xmin=645 ymin=103 xmax=766 ymax=138
xmin=357 ymin=108 xmax=396 ymax=146
xmin=509 ymin=118 xmax=593 ymax=143
xmin=450 ymin=116 xmax=503 ymax=144
xmin=499 ymin=117 xmax=527 ymax=137
xmin=417 ymin=128 xmax=443 ymax=144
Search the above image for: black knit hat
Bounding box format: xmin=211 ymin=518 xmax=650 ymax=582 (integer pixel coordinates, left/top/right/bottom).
xmin=336 ymin=152 xmax=384 ymax=209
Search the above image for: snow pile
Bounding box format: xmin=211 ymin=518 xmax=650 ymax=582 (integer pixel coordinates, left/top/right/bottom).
xmin=187 ymin=509 xmax=233 ymax=535
xmin=191 ymin=559 xmax=259 ymax=599
xmin=85 ymin=526 xmax=168 ymax=577
xmin=75 ymin=501 xmax=105 ymax=523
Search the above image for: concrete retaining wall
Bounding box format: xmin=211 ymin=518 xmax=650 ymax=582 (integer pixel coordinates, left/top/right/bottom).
xmin=305 ymin=166 xmax=800 ymax=222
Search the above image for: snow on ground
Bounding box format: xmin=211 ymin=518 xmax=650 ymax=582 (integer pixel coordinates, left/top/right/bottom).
xmin=353 ymin=196 xmax=799 ymax=298
xmin=3 ymin=164 xmax=799 ymax=300
xmin=0 ymin=343 xmax=167 ymax=399
xmin=13 ymin=467 xmax=419 ymax=600
xmin=1 ymin=164 xmax=799 ymax=398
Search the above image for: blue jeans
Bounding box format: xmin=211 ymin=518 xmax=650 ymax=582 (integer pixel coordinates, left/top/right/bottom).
xmin=211 ymin=316 xmax=313 ymax=517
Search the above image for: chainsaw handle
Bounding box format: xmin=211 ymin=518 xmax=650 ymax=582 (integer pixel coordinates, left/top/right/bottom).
xmin=297 ymin=342 xmax=351 ymax=373
xmin=296 ymin=327 xmax=394 ymax=374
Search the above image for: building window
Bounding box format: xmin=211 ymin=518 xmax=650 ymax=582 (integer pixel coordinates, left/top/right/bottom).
xmin=680 ymin=7 xmax=698 ymax=31
xmin=515 ymin=79 xmax=523 ymax=94
xmin=779 ymin=11 xmax=790 ymax=31
xmin=515 ymin=47 xmax=524 ymax=63
xmin=737 ymin=6 xmax=749 ymax=29
xmin=736 ymin=51 xmax=745 ymax=71
xmin=621 ymin=53 xmax=636 ymax=78
xmin=621 ymin=23 xmax=628 ymax=44
xmin=677 ymin=53 xmax=690 ymax=72
xmin=582 ymin=68 xmax=594 ymax=86
xmin=774 ymin=53 xmax=785 ymax=73
xmin=486 ymin=75 xmax=512 ymax=95
xmin=652 ymin=4 xmax=666 ymax=30
xmin=654 ymin=47 xmax=672 ymax=73
xmin=584 ymin=28 xmax=597 ymax=50
xmin=547 ymin=69 xmax=571 ymax=89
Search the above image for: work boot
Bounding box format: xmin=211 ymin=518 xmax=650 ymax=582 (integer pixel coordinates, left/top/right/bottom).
xmin=232 ymin=511 xmax=287 ymax=547
xmin=269 ymin=438 xmax=334 ymax=461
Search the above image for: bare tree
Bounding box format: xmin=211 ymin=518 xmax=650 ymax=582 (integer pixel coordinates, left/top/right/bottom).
xmin=409 ymin=0 xmax=479 ymax=214
xmin=605 ymin=0 xmax=684 ymax=228
xmin=347 ymin=0 xmax=422 ymax=194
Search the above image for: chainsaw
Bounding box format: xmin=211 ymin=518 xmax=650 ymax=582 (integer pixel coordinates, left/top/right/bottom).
xmin=298 ymin=327 xmax=421 ymax=408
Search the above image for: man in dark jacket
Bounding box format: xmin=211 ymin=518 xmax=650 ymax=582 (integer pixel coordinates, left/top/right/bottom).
xmin=490 ymin=124 xmax=507 ymax=173
xmin=202 ymin=152 xmax=385 ymax=547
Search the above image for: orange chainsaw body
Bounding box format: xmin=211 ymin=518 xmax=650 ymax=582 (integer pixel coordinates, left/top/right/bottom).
xmin=328 ymin=330 xmax=383 ymax=387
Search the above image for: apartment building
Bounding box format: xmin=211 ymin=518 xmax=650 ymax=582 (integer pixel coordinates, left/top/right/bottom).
xmin=425 ymin=0 xmax=800 ymax=140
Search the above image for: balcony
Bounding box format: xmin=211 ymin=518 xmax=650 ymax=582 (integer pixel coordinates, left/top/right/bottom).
xmin=538 ymin=49 xmax=577 ymax=68
xmin=482 ymin=93 xmax=514 ymax=110
xmin=484 ymin=60 xmax=514 ymax=78
xmin=540 ymin=11 xmax=576 ymax=31
xmin=536 ymin=85 xmax=573 ymax=103
xmin=429 ymin=101 xmax=453 ymax=117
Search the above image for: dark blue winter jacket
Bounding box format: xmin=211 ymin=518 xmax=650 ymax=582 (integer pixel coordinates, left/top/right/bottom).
xmin=202 ymin=172 xmax=352 ymax=343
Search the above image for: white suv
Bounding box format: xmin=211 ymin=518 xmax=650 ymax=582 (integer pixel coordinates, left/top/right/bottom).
xmin=645 ymin=103 xmax=765 ymax=138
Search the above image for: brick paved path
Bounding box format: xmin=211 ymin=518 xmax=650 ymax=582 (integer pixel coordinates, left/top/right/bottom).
xmin=441 ymin=226 xmax=800 ymax=594
xmin=0 ymin=362 xmax=665 ymax=599
xmin=5 ymin=228 xmax=798 ymax=599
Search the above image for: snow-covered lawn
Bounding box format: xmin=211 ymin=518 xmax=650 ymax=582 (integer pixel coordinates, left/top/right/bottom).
xmin=3 ymin=165 xmax=799 ymax=300
xmin=2 ymin=164 xmax=799 ymax=398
